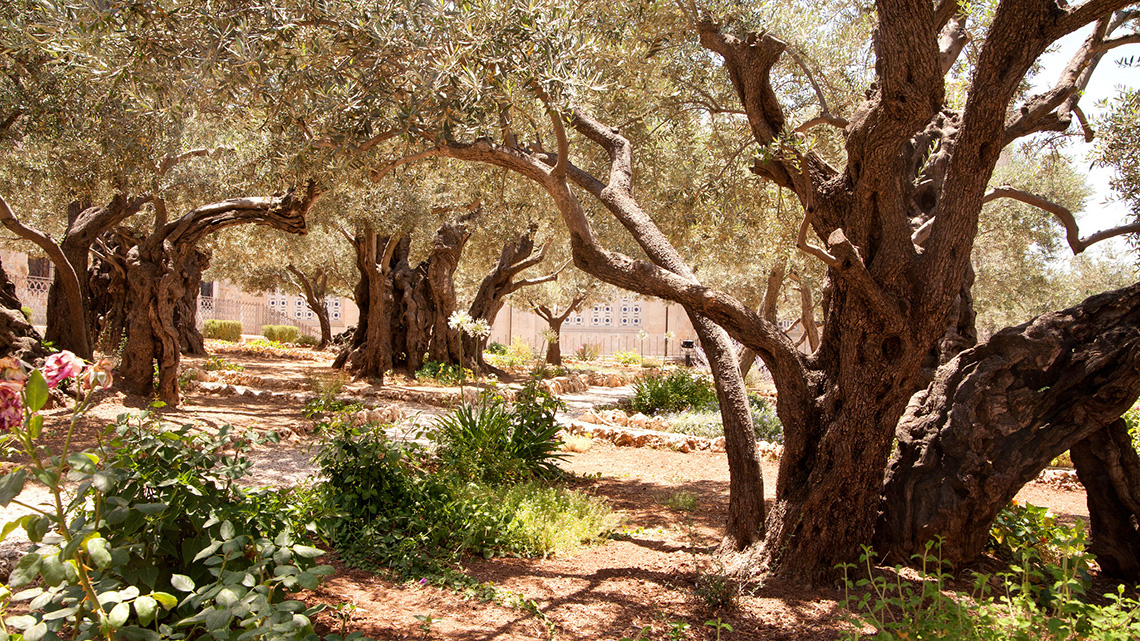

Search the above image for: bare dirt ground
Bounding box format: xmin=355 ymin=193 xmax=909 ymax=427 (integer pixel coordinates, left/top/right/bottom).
xmin=3 ymin=345 xmax=1100 ymax=640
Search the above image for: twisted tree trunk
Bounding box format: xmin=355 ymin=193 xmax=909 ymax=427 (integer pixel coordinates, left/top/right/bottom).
xmin=466 ymin=223 xmax=562 ymax=369
xmin=43 ymin=194 xmax=151 ymax=357
xmin=877 ymin=282 xmax=1140 ymax=567
xmin=119 ymin=184 xmax=316 ymax=404
xmin=1071 ymin=419 xmax=1140 ymax=580
xmin=534 ymin=293 xmax=589 ymax=366
xmin=287 ymin=264 xmax=333 ymax=349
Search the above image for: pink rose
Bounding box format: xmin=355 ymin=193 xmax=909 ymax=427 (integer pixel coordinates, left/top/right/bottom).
xmin=0 ymin=381 xmax=22 ymax=432
xmin=42 ymin=351 xmax=84 ymax=388
xmin=0 ymin=357 xmax=26 ymax=383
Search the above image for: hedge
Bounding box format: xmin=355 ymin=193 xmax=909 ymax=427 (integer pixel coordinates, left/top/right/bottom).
xmin=261 ymin=325 xmax=299 ymax=343
xmin=204 ymin=319 xmax=242 ymax=342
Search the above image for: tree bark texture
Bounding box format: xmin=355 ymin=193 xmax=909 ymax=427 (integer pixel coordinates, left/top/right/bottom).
xmin=465 ymin=223 xmax=558 ymax=368
xmin=119 ymin=184 xmax=315 ymax=404
xmin=1071 ymin=418 xmax=1140 ymax=580
xmin=87 ymin=229 xmax=135 ymax=353
xmin=174 ymin=248 xmax=210 ymax=356
xmin=0 ymin=257 xmax=45 ymax=362
xmin=877 ymin=282 xmax=1140 ymax=568
xmin=44 ymin=194 xmax=150 ymax=357
xmin=337 ymin=210 xmax=477 ymax=379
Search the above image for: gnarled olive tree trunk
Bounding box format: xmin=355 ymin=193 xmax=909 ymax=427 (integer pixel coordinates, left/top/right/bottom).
xmin=336 ymin=209 xmax=478 ymax=379
xmin=877 ymin=282 xmax=1140 ymax=568
xmin=174 ymin=247 xmax=210 ymax=356
xmin=534 ymin=293 xmax=589 ymax=366
xmin=43 ymin=194 xmax=151 ymax=357
xmin=119 ymin=184 xmax=316 ymax=404
xmin=465 ymin=223 xmax=562 ymax=370
xmin=1071 ymin=418 xmax=1140 ymax=580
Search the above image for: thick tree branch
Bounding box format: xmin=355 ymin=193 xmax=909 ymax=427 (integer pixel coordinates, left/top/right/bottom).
xmin=0 ymin=193 xmax=89 ymax=355
xmin=984 ymin=185 xmax=1140 ymax=254
xmin=1055 ymin=0 xmax=1140 ymax=37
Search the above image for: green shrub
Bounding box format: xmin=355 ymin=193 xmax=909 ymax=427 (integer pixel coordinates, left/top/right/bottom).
xmin=487 ymin=338 xmax=536 ymax=368
xmin=203 ymin=319 xmax=242 ymax=342
xmin=989 ymin=501 xmax=1092 ymax=605
xmin=574 ymin=343 xmax=601 ymax=361
xmin=244 ymin=337 xmax=288 ymax=349
xmin=486 ymin=341 xmax=508 ymax=355
xmin=262 ymin=324 xmax=300 ymax=343
xmin=432 ymin=382 xmax=567 ymax=484
xmin=416 ymin=359 xmax=471 ymax=385
xmin=748 ymin=393 xmax=783 ymax=443
xmin=1124 ymin=401 xmax=1140 ymax=451
xmin=629 ymin=368 xmax=717 ymax=415
xmin=3 ymin=409 xmax=345 ymax=641
xmin=316 ymin=423 xmax=611 ymax=575
xmin=19 ymin=305 xmax=32 ymax=322
xmin=483 ymin=482 xmax=616 ymax=557
xmin=613 ymin=350 xmax=641 ymax=365
xmin=297 ymin=333 xmax=320 ymax=346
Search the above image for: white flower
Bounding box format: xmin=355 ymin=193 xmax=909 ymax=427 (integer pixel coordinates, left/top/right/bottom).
xmin=664 ymin=331 xmax=675 ymax=341
xmin=447 ymin=310 xmax=474 ymax=331
xmin=469 ymin=318 xmax=492 ymax=339
xmin=637 ymin=329 xmax=649 ymax=341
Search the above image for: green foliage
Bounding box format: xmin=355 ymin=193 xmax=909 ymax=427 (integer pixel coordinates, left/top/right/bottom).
xmin=245 ymin=337 xmax=289 ymax=349
xmin=486 ymin=341 xmax=509 ymax=355
xmin=432 ymin=383 xmax=567 ymax=484
xmin=19 ymin=305 xmax=32 ymax=322
xmin=748 ymin=393 xmax=783 ymax=444
xmin=2 ymin=405 xmax=352 ymax=641
xmin=629 ymin=368 xmax=717 ymax=415
xmin=574 ymin=343 xmax=602 ymax=361
xmin=528 ymin=362 xmax=574 ymax=379
xmin=661 ymin=490 xmax=697 ymax=512
xmin=841 ymin=540 xmax=1140 ymax=640
xmin=613 ymin=350 xmax=642 ymax=365
xmin=692 ymin=562 xmax=741 ymax=612
xmin=296 ymin=333 xmax=320 ymax=347
xmin=487 ymin=338 xmax=537 ymax=368
xmin=262 ymin=324 xmax=301 ymax=343
xmin=316 ymin=421 xmax=610 ymax=576
xmin=416 ymin=360 xmax=472 ymax=385
xmin=1123 ymin=402 xmax=1140 ymax=452
xmin=989 ymin=501 xmax=1092 ymax=605
xmin=203 ymin=355 xmax=244 ymax=372
xmin=203 ymin=319 xmax=242 ymax=342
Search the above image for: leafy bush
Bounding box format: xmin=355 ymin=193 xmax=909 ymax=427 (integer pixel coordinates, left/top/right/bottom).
xmin=483 ymin=482 xmax=616 ymax=557
xmin=0 ymin=374 xmax=347 ymax=641
xmin=989 ymin=501 xmax=1092 ymax=605
xmin=1124 ymin=401 xmax=1140 ymax=451
xmin=487 ymin=338 xmax=536 ymax=368
xmin=432 ymin=383 xmax=566 ymax=484
xmin=262 ymin=324 xmax=300 ymax=343
xmin=416 ymin=359 xmax=471 ymax=385
xmin=296 ymin=333 xmax=320 ymax=347
xmin=244 ymin=337 xmax=288 ymax=349
xmin=629 ymin=368 xmax=717 ymax=415
xmin=203 ymin=319 xmax=242 ymax=342
xmin=19 ymin=305 xmax=32 ymax=322
xmin=748 ymin=393 xmax=783 ymax=443
xmin=574 ymin=343 xmax=601 ymax=361
xmin=317 ymin=424 xmax=611 ymax=575
xmin=613 ymin=350 xmax=642 ymax=365
xmin=203 ymin=355 xmax=244 ymax=372
xmin=486 ymin=341 xmax=508 ymax=355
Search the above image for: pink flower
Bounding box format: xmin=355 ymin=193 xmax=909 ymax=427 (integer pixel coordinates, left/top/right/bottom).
xmin=0 ymin=381 xmax=22 ymax=432
xmin=42 ymin=351 xmax=84 ymax=388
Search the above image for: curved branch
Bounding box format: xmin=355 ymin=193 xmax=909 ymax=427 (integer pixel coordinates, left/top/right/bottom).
xmin=793 ymin=115 xmax=849 ymax=134
xmin=155 ymin=147 xmax=233 ymax=178
xmin=0 ymin=193 xmax=89 ymax=355
xmin=984 ymin=185 xmax=1140 ymax=254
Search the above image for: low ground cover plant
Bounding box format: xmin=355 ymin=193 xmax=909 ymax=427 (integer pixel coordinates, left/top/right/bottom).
xmin=628 ymin=367 xmax=717 ymax=415
xmin=843 ymin=503 xmax=1140 ymax=640
xmin=415 ymin=359 xmax=472 ymax=386
xmin=317 ymin=381 xmax=615 ymax=577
